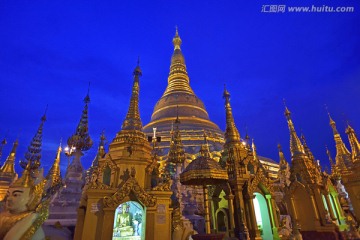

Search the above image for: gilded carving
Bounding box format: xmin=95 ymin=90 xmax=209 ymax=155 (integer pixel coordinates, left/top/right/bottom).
xmin=103 ymin=177 xmax=156 ymax=208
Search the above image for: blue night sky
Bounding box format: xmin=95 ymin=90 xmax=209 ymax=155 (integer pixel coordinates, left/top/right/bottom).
xmin=0 ymin=1 xmax=359 ymax=175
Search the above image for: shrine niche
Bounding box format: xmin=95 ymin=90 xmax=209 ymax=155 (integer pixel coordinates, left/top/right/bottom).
xmin=98 ymin=156 xmax=119 ymax=187
xmin=113 ymin=201 xmax=145 ymax=240
xmin=253 ymin=192 xmax=273 ymax=240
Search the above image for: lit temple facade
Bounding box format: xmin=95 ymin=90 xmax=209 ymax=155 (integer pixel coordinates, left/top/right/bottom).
xmin=0 ymin=29 xmax=360 ymax=240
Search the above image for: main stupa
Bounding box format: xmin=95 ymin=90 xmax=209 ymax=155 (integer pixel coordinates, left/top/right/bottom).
xmin=143 ymin=29 xmax=224 ymax=154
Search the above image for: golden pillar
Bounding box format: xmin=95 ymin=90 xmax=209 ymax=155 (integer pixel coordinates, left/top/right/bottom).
xmin=101 ymin=208 xmax=115 ymax=240
xmin=265 ymin=194 xmax=279 ymax=240
xmin=203 ymin=186 xmax=211 ymax=234
xmin=325 ymin=194 xmax=336 ymax=220
xmin=227 ymin=193 xmax=236 ymax=236
xmin=248 ymin=195 xmax=262 ymax=239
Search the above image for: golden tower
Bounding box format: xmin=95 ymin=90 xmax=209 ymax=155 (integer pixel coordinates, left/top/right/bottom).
xmin=143 ymin=28 xmax=224 ymax=153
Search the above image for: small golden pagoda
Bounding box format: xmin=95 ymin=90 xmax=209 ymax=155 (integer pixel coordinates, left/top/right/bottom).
xmin=74 ymin=63 xmax=173 ymax=240
xmin=0 ymin=140 xmax=19 ymax=201
xmin=283 ymin=105 xmax=347 ymax=238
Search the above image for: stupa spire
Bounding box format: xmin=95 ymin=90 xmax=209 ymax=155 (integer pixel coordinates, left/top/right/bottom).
xmin=278 ymin=144 xmax=290 ymax=186
xmin=326 ymin=145 xmax=341 ymax=180
xmin=223 ymin=86 xmax=241 ymax=145
xmin=326 ymin=110 xmax=351 ymax=168
xmin=163 ymin=27 xmax=194 ymax=96
xmin=20 ymin=107 xmax=47 ymax=169
xmin=122 ymin=61 xmax=143 ymax=131
xmin=199 ymin=131 xmax=211 ymax=158
xmin=300 ymin=133 xmax=315 ymax=163
xmin=67 ymin=85 xmax=93 ymax=152
xmin=168 ymin=107 xmax=185 ymax=165
xmin=278 ymin=144 xmax=288 ymax=167
xmin=283 ymin=103 xmax=305 ymax=157
xmin=45 ymin=142 xmax=62 ymax=190
xmin=91 ymin=131 xmax=106 ymax=169
xmin=0 ymin=139 xmax=18 ymax=173
xmin=345 ymin=123 xmax=360 ymax=162
xmin=0 ymin=137 xmax=7 ymax=165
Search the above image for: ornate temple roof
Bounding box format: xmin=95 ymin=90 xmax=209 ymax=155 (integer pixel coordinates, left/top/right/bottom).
xmin=143 ymin=28 xmax=224 ymax=154
xmin=180 ymin=144 xmax=228 ymax=185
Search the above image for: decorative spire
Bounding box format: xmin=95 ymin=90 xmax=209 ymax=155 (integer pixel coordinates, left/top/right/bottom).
xmin=0 ymin=137 xmax=7 ymax=165
xmin=167 ymin=109 xmax=185 ymax=165
xmin=345 ymin=123 xmax=360 ymax=162
xmin=122 ymin=61 xmax=143 ymax=131
xmin=163 ymin=27 xmax=194 ymax=96
xmin=326 ymin=110 xmax=352 ymax=169
xmin=45 ymin=142 xmax=62 ymax=190
xmin=67 ymin=86 xmax=93 ymax=152
xmin=20 ymin=108 xmax=47 ymax=169
xmin=173 ymin=26 xmax=182 ymax=50
xmin=223 ymin=86 xmax=241 ymax=145
xmin=0 ymin=139 xmax=18 ymax=173
xmin=326 ymin=146 xmax=335 ymax=167
xmin=252 ymin=139 xmax=258 ymax=161
xmin=300 ymin=133 xmax=315 ymax=163
xmin=278 ymin=144 xmax=290 ymax=186
xmin=199 ymin=131 xmax=211 ymax=158
xmin=326 ymin=107 xmax=339 ymax=135
xmin=283 ymin=102 xmax=305 ymax=157
xmin=326 ymin=146 xmax=341 ymax=180
xmin=278 ymin=144 xmax=288 ymax=167
xmin=92 ymin=132 xmax=106 ymax=168
xmin=245 ymin=126 xmax=251 ymax=149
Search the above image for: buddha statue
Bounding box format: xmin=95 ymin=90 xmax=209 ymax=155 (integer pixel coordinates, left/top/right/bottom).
xmin=114 ymin=203 xmax=134 ymax=237
xmin=0 ymin=163 xmax=47 ymax=240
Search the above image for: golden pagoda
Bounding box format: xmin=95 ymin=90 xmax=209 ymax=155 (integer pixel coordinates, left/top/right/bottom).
xmin=143 ymin=28 xmax=224 ymax=154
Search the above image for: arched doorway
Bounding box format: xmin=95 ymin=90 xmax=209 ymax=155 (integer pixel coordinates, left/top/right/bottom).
xmin=216 ymin=208 xmax=229 ymax=233
xmin=253 ymin=192 xmax=273 ymax=240
xmin=113 ymin=201 xmax=146 ymax=240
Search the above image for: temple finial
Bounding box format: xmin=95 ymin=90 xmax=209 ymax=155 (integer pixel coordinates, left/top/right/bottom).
xmin=163 ymin=27 xmax=193 ymax=96
xmin=173 ymin=26 xmax=182 ymax=50
xmin=252 ymin=139 xmax=258 ymax=161
xmin=0 ymin=139 xmax=18 ymax=173
xmin=122 ymin=61 xmax=143 ymax=131
xmin=67 ymin=88 xmax=93 ymax=152
xmin=326 ymin=106 xmax=351 ymax=170
xmin=0 ymin=135 xmax=7 ymax=165
xmin=45 ymin=141 xmax=62 ymax=191
xmin=283 ymin=104 xmax=305 ymax=156
xmin=223 ymin=87 xmax=241 ymax=145
xmin=89 ymin=132 xmax=106 ymax=171
xmin=345 ymin=123 xmax=360 ymax=162
xmin=278 ymin=143 xmax=288 ymax=166
xmin=199 ymin=130 xmax=211 ymax=157
xmin=42 ymin=105 xmax=48 ymax=122
xmin=20 ymin=108 xmax=47 ymax=170
xmin=325 ymin=105 xmax=336 ymax=130
xmin=175 ymin=105 xmax=180 ymax=124
xmin=168 ymin=113 xmax=185 ymax=165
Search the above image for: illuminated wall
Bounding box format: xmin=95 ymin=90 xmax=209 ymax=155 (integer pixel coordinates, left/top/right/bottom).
xmin=113 ymin=201 xmax=146 ymax=240
xmin=253 ymin=192 xmax=273 ymax=240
